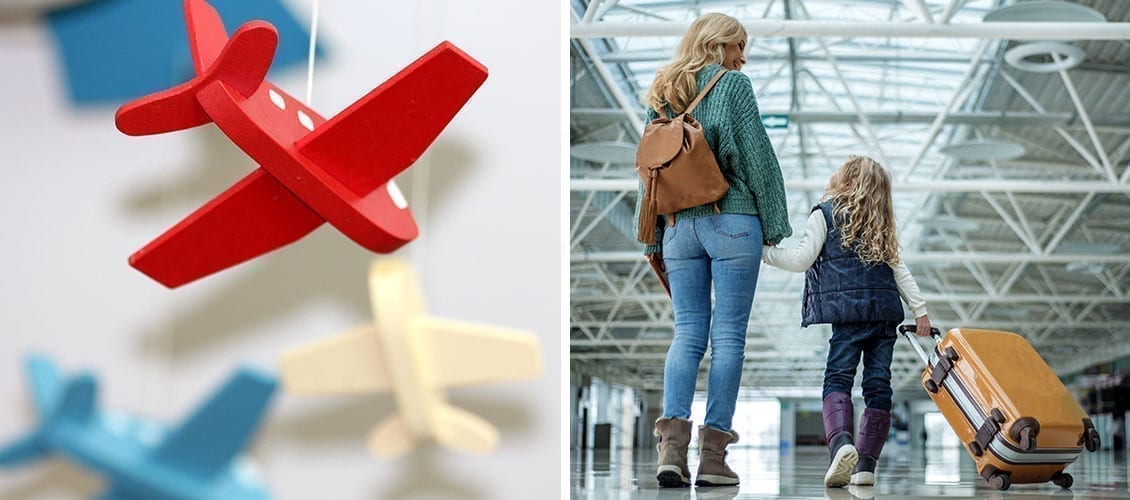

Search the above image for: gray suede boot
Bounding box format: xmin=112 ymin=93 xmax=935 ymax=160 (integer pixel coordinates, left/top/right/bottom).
xmin=696 ymin=426 xmax=740 ymax=486
xmin=823 ymin=392 xmax=858 ymax=487
xmin=654 ymin=417 xmax=692 ymax=487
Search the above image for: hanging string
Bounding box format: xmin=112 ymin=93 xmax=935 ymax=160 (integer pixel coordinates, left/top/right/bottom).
xmin=409 ymin=0 xmax=443 ymax=267
xmin=305 ymin=0 xmax=321 ymax=105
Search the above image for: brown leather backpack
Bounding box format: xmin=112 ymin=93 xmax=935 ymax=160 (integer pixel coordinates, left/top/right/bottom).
xmin=635 ymin=69 xmax=730 ymax=245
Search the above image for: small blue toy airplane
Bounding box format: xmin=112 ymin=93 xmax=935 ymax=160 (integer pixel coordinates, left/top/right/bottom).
xmin=0 ymin=355 xmax=277 ymax=500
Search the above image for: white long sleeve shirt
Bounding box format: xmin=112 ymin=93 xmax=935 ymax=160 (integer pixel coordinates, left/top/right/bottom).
xmin=762 ymin=210 xmax=929 ymax=318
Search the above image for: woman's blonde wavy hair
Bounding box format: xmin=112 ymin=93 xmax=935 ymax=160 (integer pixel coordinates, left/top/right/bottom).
xmin=824 ymin=155 xmax=900 ymax=267
xmin=645 ymin=13 xmax=747 ymax=115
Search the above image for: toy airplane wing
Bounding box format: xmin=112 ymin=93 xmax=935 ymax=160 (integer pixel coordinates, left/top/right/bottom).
xmin=27 ymin=355 xmax=63 ymax=418
xmin=280 ymin=325 xmax=392 ymax=393
xmin=420 ymin=318 xmax=542 ymax=388
xmin=129 ymin=169 xmax=324 ymax=288
xmin=148 ymin=369 xmax=276 ymax=479
xmin=294 ymin=41 xmax=488 ymax=197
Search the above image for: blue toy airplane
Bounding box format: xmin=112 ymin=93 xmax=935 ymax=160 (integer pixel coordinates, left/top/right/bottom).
xmin=0 ymin=355 xmax=277 ymax=500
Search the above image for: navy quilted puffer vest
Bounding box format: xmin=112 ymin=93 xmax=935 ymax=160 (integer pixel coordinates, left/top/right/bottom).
xmin=801 ymin=202 xmax=904 ymax=327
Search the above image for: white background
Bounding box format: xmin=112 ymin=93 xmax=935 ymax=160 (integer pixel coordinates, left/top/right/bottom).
xmin=0 ymin=0 xmax=562 ymax=498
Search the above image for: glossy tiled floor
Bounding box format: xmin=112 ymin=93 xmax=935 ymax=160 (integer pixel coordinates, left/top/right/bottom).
xmin=572 ymin=445 xmax=1130 ymax=499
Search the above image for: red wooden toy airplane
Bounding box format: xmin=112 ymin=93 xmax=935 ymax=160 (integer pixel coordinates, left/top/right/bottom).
xmin=115 ymin=0 xmax=487 ymax=288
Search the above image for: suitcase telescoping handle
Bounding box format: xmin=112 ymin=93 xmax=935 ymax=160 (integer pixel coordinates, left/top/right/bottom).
xmin=898 ymin=325 xmax=943 ymax=366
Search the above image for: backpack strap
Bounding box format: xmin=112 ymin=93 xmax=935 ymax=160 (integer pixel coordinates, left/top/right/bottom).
xmin=684 ymin=69 xmax=728 ymax=116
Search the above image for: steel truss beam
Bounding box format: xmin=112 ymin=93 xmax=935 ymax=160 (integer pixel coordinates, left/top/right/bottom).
xmin=572 ymin=293 xmax=1130 ymax=304
xmin=573 ymin=320 xmax=1129 ymax=330
xmin=571 ymin=20 xmax=1130 ymax=40
xmin=570 ymin=178 xmax=1130 ymax=193
xmin=572 ymin=251 xmax=1130 ymax=265
xmin=570 ymin=109 xmax=1130 ymax=128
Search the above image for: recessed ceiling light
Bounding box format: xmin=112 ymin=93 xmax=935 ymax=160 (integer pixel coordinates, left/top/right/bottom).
xmin=1065 ymin=262 xmax=1105 ymax=275
xmin=983 ymin=2 xmax=1106 ymax=23
xmin=570 ymin=141 xmax=638 ymax=165
xmin=1054 ymin=242 xmax=1122 ymax=255
xmin=1005 ymin=42 xmax=1086 ymax=73
xmin=940 ymin=140 xmax=1025 ymax=161
xmin=920 ymin=216 xmax=980 ymax=233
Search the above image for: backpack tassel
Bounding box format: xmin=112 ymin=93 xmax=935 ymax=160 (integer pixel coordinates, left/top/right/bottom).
xmin=638 ymin=172 xmax=659 ymax=245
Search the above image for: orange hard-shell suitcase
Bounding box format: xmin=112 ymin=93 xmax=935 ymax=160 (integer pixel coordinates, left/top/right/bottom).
xmin=901 ymin=326 xmax=1100 ymax=491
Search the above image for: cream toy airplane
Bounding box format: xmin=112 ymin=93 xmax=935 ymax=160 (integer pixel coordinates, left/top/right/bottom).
xmin=280 ymin=259 xmax=542 ymax=458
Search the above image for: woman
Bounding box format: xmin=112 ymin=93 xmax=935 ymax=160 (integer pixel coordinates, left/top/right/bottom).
xmin=636 ymin=12 xmax=791 ymax=488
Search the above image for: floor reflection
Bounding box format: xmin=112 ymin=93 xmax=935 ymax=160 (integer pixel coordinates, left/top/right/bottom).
xmin=572 ymin=444 xmax=1129 ymax=499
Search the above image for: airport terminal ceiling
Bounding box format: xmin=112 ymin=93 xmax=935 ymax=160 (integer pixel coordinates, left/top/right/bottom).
xmin=569 ymin=0 xmax=1130 ymax=397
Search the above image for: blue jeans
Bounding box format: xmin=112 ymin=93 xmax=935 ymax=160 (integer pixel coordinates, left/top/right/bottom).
xmin=661 ymin=214 xmax=763 ymax=433
xmin=823 ymin=321 xmax=899 ymax=411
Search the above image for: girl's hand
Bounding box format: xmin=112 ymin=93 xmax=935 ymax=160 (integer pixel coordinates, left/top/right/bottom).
xmin=915 ymin=315 xmax=933 ymax=337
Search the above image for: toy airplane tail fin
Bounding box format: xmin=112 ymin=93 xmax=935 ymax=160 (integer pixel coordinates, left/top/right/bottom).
xmin=366 ymin=404 xmax=498 ymax=459
xmin=0 ymin=356 xmax=98 ymax=467
xmin=433 ymin=405 xmax=499 ymax=456
xmin=115 ymin=0 xmax=277 ymax=136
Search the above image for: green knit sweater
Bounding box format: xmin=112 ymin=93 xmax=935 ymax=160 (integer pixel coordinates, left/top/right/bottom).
xmin=635 ymin=64 xmax=792 ymax=254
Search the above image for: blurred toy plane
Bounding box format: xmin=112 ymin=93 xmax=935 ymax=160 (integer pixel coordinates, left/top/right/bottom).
xmin=0 ymin=355 xmax=277 ymax=500
xmin=280 ymin=260 xmax=542 ymax=458
xmin=115 ymin=0 xmax=488 ymax=288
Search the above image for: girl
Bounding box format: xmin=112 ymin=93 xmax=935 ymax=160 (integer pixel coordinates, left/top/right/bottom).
xmin=636 ymin=12 xmax=791 ymax=488
xmin=762 ymin=156 xmax=932 ymax=488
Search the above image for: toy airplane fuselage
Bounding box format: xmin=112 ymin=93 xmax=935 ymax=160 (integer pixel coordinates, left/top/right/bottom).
xmin=0 ymin=356 xmax=275 ymax=500
xmin=116 ymin=0 xmax=487 ymax=288
xmin=41 ymin=411 xmax=264 ymax=499
xmin=281 ymin=260 xmax=543 ymax=458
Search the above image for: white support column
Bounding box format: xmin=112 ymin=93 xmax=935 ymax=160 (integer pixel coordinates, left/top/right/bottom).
xmin=779 ymin=399 xmax=797 ymax=451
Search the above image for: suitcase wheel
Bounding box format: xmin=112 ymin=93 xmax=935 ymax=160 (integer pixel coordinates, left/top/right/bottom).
xmin=1018 ymin=426 xmax=1037 ymax=451
xmin=987 ymin=472 xmax=1011 ymax=491
xmin=990 ymin=408 xmax=1005 ymax=424
xmin=1051 ymin=471 xmax=1073 ymax=489
xmin=924 ymin=379 xmax=939 ymax=393
xmin=968 ymin=441 xmax=983 ymax=457
xmin=944 ymin=346 xmax=959 ymax=361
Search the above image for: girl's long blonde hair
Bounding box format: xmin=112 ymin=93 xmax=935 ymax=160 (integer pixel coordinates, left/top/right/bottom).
xmin=825 ymin=156 xmax=900 ymax=267
xmin=645 ymin=13 xmax=747 ymax=115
